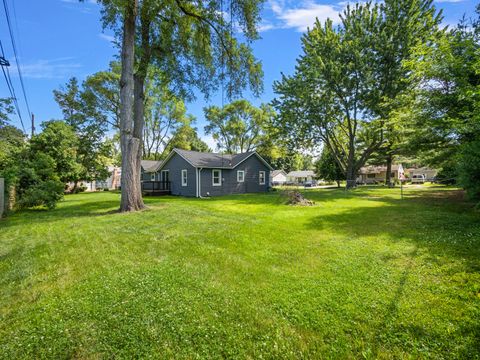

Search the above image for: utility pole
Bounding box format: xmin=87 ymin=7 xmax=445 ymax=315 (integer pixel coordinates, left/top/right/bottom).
xmin=31 ymin=113 xmax=35 ymax=137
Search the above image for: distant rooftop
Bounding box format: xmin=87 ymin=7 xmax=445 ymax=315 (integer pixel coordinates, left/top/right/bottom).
xmin=287 ymin=170 xmax=316 ymax=177
xmin=358 ymin=164 xmax=403 ymax=174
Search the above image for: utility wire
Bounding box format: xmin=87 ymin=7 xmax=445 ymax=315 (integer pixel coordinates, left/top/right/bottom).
xmin=0 ymin=40 xmax=26 ymax=133
xmin=3 ymin=0 xmax=32 ymax=120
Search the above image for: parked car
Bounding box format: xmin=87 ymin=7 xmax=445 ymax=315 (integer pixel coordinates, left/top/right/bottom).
xmin=411 ymin=174 xmax=425 ymax=184
xmin=304 ymin=180 xmax=318 ymax=188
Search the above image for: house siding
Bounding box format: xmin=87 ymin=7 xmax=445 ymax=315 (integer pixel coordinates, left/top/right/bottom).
xmin=272 ymin=173 xmax=287 ymax=184
xmin=199 ymin=155 xmax=270 ymax=197
xmin=161 ymin=154 xmax=197 ymax=196
xmin=141 ymin=169 xmax=160 ymax=182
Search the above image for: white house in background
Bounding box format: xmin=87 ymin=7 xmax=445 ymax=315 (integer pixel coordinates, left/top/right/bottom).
xmin=271 ymin=170 xmax=287 ymax=185
xmin=286 ymin=170 xmax=316 ymax=184
xmin=73 ymin=166 xmax=122 ymax=192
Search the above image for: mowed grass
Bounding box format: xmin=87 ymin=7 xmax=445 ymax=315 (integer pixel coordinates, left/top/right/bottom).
xmin=0 ymin=186 xmax=479 ymax=359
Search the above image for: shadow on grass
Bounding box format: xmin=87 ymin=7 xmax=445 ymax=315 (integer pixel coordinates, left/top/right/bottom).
xmin=305 ymin=190 xmax=480 ymax=271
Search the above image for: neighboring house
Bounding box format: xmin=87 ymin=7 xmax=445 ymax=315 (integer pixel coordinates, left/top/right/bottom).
xmin=407 ymin=167 xmax=438 ymax=181
xmin=357 ymin=164 xmax=404 ymax=184
xmin=95 ymin=166 xmax=121 ymax=190
xmin=286 ymin=170 xmax=316 ymax=184
xmin=271 ymin=170 xmax=287 ymax=185
xmin=68 ymin=166 xmax=122 ymax=192
xmin=144 ymin=148 xmax=272 ymax=197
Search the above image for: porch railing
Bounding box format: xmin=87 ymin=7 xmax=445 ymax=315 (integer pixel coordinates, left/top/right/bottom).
xmin=141 ymin=181 xmax=171 ymax=192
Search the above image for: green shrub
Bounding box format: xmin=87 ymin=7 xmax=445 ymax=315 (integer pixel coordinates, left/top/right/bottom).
xmin=18 ymin=180 xmax=65 ymax=210
xmin=15 ymin=152 xmax=65 ymax=210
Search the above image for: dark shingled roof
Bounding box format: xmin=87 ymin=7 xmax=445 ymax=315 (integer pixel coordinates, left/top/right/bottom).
xmin=141 ymin=160 xmax=163 ymax=172
xmin=173 ymin=149 xmax=271 ymax=169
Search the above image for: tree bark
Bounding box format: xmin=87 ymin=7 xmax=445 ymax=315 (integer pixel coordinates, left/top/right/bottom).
xmin=345 ymin=162 xmax=357 ymax=189
xmin=385 ymin=152 xmax=393 ymax=187
xmin=119 ymin=0 xmax=144 ymax=212
xmin=345 ymin=142 xmax=357 ymax=189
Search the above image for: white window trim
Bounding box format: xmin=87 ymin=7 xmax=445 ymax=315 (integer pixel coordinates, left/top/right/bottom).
xmin=181 ymin=169 xmax=188 ymax=187
xmin=259 ymin=171 xmax=266 ymax=185
xmin=161 ymin=170 xmax=169 ymax=182
xmin=237 ymin=170 xmax=245 ymax=182
xmin=212 ymin=169 xmax=222 ymax=186
xmin=150 ymin=173 xmax=155 ymax=181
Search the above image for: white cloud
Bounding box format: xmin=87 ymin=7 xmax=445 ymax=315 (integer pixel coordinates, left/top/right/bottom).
xmin=201 ymin=134 xmax=218 ymax=151
xmin=99 ymin=33 xmax=115 ymax=42
xmin=10 ymin=58 xmax=82 ymax=79
xmin=268 ymin=0 xmax=342 ymax=32
xmin=258 ymin=22 xmax=277 ymax=32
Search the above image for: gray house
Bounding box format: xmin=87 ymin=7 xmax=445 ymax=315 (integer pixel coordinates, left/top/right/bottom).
xmin=143 ymin=148 xmax=272 ymax=197
xmin=141 ymin=160 xmax=163 ymax=182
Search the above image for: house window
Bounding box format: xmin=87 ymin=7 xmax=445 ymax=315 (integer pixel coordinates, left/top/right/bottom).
xmin=150 ymin=173 xmax=155 ymax=181
xmin=212 ymin=169 xmax=222 ymax=186
xmin=259 ymin=171 xmax=265 ymax=185
xmin=368 ymin=173 xmax=376 ymax=178
xmin=181 ymin=169 xmax=187 ymax=187
xmin=237 ymin=170 xmax=245 ymax=182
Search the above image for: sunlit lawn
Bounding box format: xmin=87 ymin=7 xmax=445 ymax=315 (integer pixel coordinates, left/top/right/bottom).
xmin=0 ymin=186 xmax=479 ymax=358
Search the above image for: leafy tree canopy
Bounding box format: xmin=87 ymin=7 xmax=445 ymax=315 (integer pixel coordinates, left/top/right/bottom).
xmin=204 ymin=100 xmax=273 ymax=153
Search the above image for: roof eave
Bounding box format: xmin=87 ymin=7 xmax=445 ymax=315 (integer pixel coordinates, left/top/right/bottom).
xmin=233 ymin=152 xmax=273 ymax=170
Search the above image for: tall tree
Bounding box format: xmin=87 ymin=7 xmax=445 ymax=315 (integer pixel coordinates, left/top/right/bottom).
xmin=83 ymin=61 xmax=122 ymax=129
xmin=0 ymin=98 xmax=14 ymax=128
xmin=98 ymin=0 xmax=265 ymax=211
xmin=315 ymin=147 xmax=345 ymax=187
xmin=204 ymin=100 xmax=272 ymax=153
xmin=29 ymin=121 xmax=82 ymax=184
xmin=369 ymin=0 xmax=441 ymax=186
xmin=142 ymin=79 xmax=191 ymax=159
xmin=54 ymin=78 xmax=112 ymax=187
xmin=273 ymin=4 xmax=382 ymax=188
xmin=405 ymin=10 xmax=480 ymax=198
xmin=165 ymin=123 xmax=210 ymax=154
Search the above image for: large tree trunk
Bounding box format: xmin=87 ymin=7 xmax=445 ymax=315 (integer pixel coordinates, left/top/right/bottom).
xmin=385 ymin=152 xmax=393 ymax=187
xmin=345 ymin=143 xmax=357 ymax=189
xmin=119 ymin=0 xmax=144 ymax=212
xmin=132 ymin=72 xmax=147 ymax=208
xmin=345 ymin=163 xmax=357 ymax=189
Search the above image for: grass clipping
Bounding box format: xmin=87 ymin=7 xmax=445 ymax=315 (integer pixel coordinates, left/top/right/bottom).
xmin=283 ymin=190 xmax=315 ymax=206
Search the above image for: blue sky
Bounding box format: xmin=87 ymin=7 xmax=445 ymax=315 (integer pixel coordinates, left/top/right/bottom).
xmin=0 ymin=0 xmax=476 ymax=147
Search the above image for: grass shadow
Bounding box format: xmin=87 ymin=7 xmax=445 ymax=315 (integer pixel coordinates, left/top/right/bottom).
xmin=305 ymin=189 xmax=480 ymax=271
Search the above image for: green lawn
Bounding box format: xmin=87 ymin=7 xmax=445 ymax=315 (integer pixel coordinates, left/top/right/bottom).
xmin=0 ymin=186 xmax=479 ymax=359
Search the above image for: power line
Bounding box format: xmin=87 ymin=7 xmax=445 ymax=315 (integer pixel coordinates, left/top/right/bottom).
xmin=0 ymin=40 xmax=26 ymax=133
xmin=3 ymin=0 xmax=32 ymax=120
